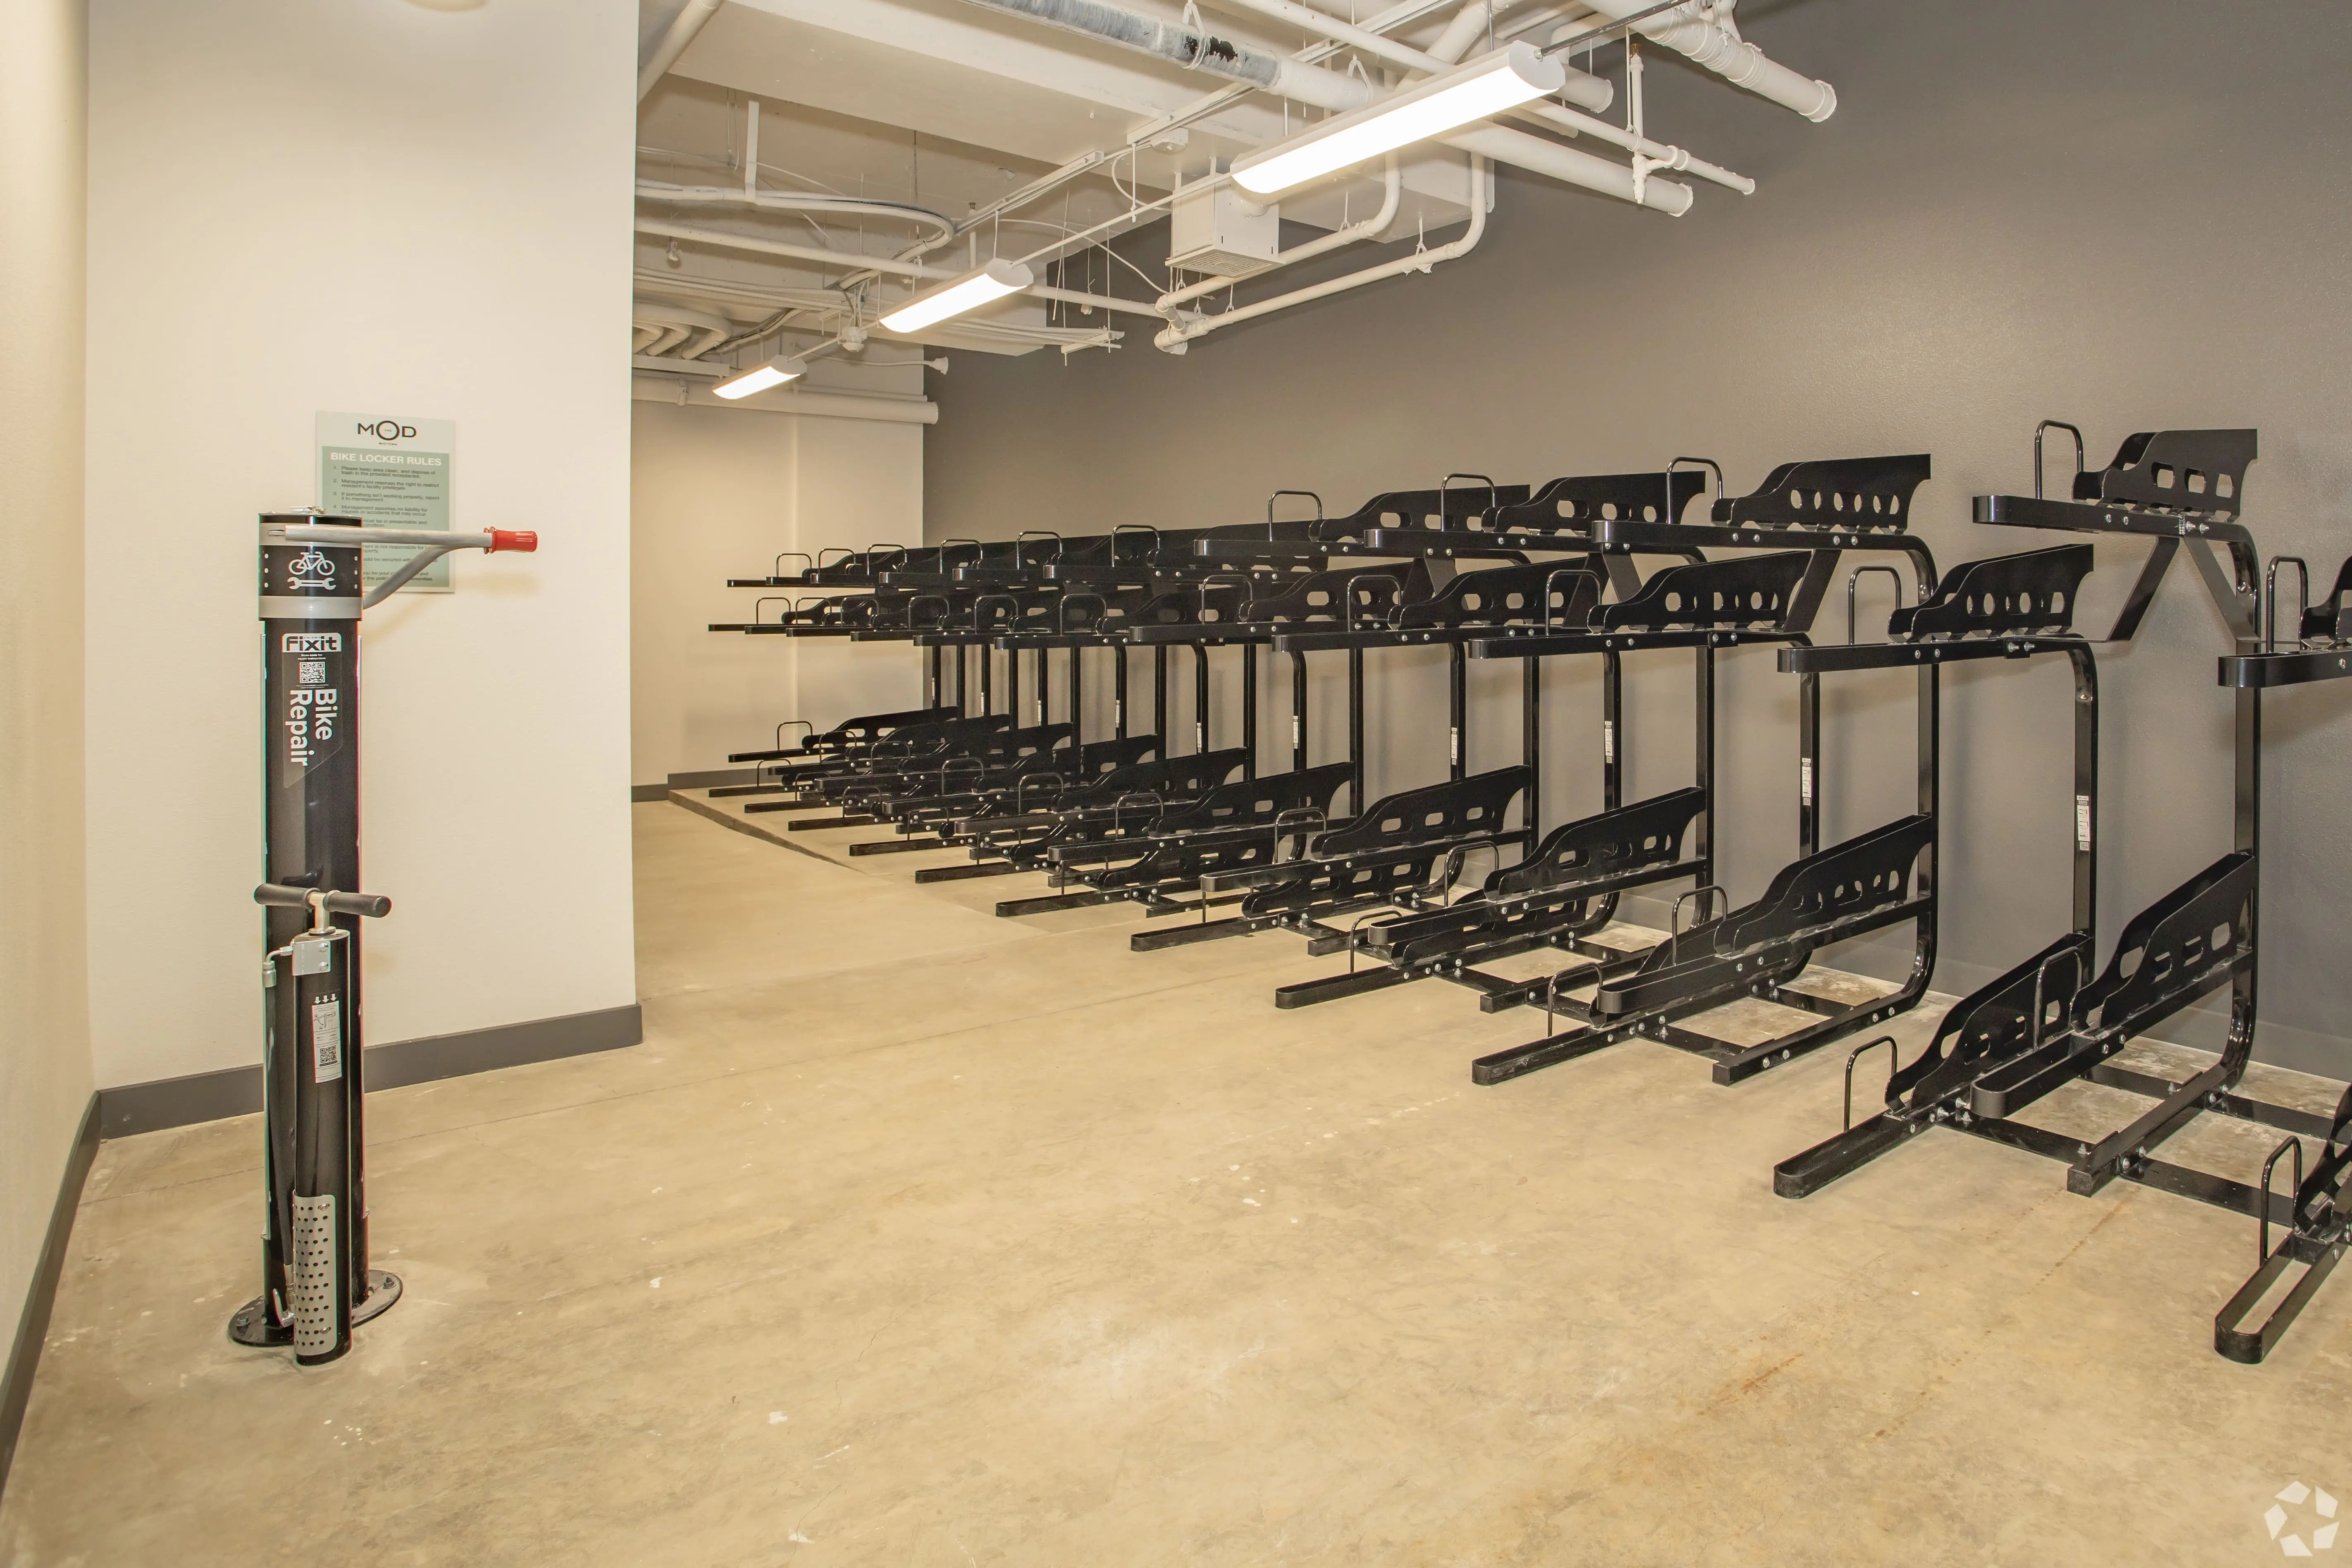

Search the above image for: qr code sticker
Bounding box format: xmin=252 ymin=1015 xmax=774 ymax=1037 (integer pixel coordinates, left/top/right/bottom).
xmin=298 ymin=658 xmax=327 ymax=685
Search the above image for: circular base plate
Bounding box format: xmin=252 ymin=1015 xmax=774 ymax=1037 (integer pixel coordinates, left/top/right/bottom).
xmin=227 ymin=1271 xmax=402 ymax=1349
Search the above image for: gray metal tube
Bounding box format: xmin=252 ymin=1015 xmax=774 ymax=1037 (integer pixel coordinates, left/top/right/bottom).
xmin=963 ymin=0 xmax=1281 ymax=87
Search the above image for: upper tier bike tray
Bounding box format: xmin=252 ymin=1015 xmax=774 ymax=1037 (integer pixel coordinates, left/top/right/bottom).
xmin=2219 ymin=554 xmax=2352 ymax=688
xmin=1778 ymin=545 xmax=2096 ymax=672
xmin=1972 ymin=425 xmax=2260 ymax=643
xmin=1187 ymin=471 xmax=1715 ymax=563
xmin=1464 ymin=551 xmax=1818 ymax=658
xmin=1177 ymin=478 xmax=1539 ymax=563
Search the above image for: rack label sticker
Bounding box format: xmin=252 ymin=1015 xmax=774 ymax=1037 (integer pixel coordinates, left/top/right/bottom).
xmin=1802 ymin=758 xmax=1815 ymax=807
xmin=310 ymin=996 xmax=344 ymax=1083
xmin=2076 ymin=794 xmax=2093 ymax=852
xmin=1604 ymin=721 xmax=1616 ymax=764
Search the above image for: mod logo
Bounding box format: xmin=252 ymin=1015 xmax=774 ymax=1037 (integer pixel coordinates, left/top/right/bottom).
xmin=2266 ymin=1481 xmax=2339 ymax=1557
xmin=357 ymin=419 xmax=417 ymax=442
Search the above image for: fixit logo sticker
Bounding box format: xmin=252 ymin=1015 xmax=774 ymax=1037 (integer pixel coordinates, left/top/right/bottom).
xmin=2266 ymin=1480 xmax=2340 ymax=1556
xmin=279 ymin=632 xmax=342 ymax=655
xmin=357 ymin=419 xmax=418 ymax=443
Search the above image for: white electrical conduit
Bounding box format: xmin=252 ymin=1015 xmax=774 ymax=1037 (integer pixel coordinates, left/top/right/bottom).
xmin=907 ymin=0 xmax=1472 ymax=277
xmin=636 ymin=181 xmax=959 ymax=245
xmin=638 ymin=0 xmax=722 ymax=102
xmin=1222 ymin=0 xmax=1612 ymax=113
xmin=1565 ymin=0 xmax=1835 ymax=120
xmin=1157 ymin=157 xmax=1488 ymax=351
xmin=956 ymin=0 xmax=1694 ymax=215
xmin=633 ymin=217 xmax=1169 ymax=320
xmin=1155 ymin=157 xmax=1401 ymax=313
xmin=1216 ymin=0 xmax=1750 ymax=194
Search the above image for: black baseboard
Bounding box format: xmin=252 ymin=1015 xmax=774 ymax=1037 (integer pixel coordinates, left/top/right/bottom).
xmin=96 ymin=1003 xmax=643 ymax=1139
xmin=636 ymin=767 xmax=759 ymax=801
xmin=0 ymin=1094 xmax=99 ymax=1508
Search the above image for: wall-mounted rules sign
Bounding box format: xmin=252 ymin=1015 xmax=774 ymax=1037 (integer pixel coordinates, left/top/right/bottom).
xmin=316 ymin=411 xmax=455 ymax=593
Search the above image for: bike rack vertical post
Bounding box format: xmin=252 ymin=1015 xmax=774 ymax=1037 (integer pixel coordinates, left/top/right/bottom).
xmin=1290 ymin=650 xmax=1309 ymax=772
xmin=1113 ymin=644 xmax=1129 ymax=739
xmin=1798 ymin=665 xmax=1821 ymax=858
xmin=1194 ymin=643 xmax=1211 ymax=756
xmin=1523 ymin=653 xmax=1542 ymax=844
xmin=1243 ymin=643 xmax=1260 ymax=781
xmin=1348 ymin=646 xmax=1367 ymax=815
xmin=1449 ymin=642 xmax=1469 ymax=782
xmin=1155 ymin=646 xmax=1170 ymax=749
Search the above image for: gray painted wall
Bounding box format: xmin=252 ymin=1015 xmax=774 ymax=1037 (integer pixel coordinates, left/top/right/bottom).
xmin=926 ymin=0 xmax=2352 ymax=1076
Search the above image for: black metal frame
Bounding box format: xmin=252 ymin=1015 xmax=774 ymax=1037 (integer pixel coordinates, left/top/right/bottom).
xmin=1774 ymin=425 xmax=2349 ymax=1364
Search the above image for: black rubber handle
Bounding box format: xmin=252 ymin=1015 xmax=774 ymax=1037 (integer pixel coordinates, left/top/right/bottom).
xmin=253 ymin=884 xmax=391 ymax=918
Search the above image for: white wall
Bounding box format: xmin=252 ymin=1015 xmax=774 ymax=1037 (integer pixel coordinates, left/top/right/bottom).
xmin=85 ymin=0 xmax=639 ymax=1087
xmin=631 ymin=400 xmax=799 ymax=784
xmin=631 ymin=390 xmax=925 ymax=784
xmin=1 ymin=0 xmax=94 ymax=1385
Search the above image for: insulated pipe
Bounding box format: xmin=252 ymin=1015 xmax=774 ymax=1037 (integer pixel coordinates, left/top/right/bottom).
xmin=959 ymin=0 xmax=1691 ymax=214
xmin=638 ymin=0 xmax=722 ymax=102
xmin=634 ymin=299 xmax=735 ymax=358
xmin=1569 ymin=0 xmax=1836 ymax=121
xmin=1217 ymin=0 xmax=1613 ymax=112
xmin=1433 ymin=0 xmax=1516 ymax=60
xmin=1157 ymin=157 xmax=1493 ymax=349
xmin=636 ymin=218 xmax=1169 ymax=319
xmin=637 ymin=181 xmax=958 ymax=245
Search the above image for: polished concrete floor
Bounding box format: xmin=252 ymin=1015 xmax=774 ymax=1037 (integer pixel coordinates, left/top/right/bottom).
xmin=5 ymin=799 xmax=2349 ymax=1565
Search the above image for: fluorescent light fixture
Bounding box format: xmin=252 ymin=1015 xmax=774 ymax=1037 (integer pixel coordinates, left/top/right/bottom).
xmin=710 ymin=355 xmax=804 ymax=400
xmin=878 ymin=258 xmax=1033 ymax=334
xmin=1231 ymin=41 xmax=1565 ymax=197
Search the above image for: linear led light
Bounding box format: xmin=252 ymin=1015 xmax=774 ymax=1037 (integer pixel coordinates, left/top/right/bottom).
xmin=1231 ymin=41 xmax=1565 ymax=197
xmin=878 ymin=258 xmax=1033 ymax=335
xmin=710 ymin=355 xmax=805 ymax=400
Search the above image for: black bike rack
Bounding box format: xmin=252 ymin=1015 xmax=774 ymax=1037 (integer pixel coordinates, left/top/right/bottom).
xmin=1771 ymin=425 xmax=2349 ymax=1363
xmin=1432 ymin=457 xmax=1941 ymax=1087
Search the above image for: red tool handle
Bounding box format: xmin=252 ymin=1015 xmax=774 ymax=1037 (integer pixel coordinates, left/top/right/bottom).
xmin=488 ymin=529 xmax=538 ymax=554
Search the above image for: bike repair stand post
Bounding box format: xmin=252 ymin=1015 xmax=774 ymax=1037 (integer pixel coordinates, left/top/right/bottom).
xmin=232 ymin=511 xmax=536 ymax=1363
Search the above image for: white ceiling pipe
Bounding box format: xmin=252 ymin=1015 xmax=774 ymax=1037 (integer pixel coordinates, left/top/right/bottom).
xmin=637 ymin=181 xmax=959 ymax=244
xmin=927 ymin=0 xmax=1465 ymax=268
xmin=1156 ymin=157 xmax=1402 ymax=313
xmin=959 ymin=0 xmax=1691 ymax=213
xmin=629 ymin=376 xmax=940 ymax=424
xmin=1158 ymin=156 xmax=1489 ymax=350
xmin=1217 ymin=0 xmax=1613 ymax=113
xmin=637 ymin=218 xmax=1170 ymax=319
xmin=638 ymin=0 xmax=723 ymax=103
xmin=641 ymin=323 xmax=691 ymax=356
xmin=633 ymin=299 xmax=737 ymax=358
xmin=1309 ymin=0 xmax=1741 ymax=194
xmin=1446 ymin=121 xmax=1688 ymax=213
xmin=1567 ymin=0 xmax=1835 ymax=121
xmin=1404 ymin=0 xmax=1748 ymax=194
